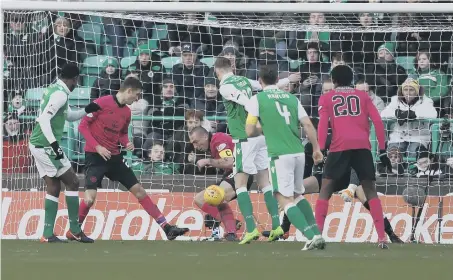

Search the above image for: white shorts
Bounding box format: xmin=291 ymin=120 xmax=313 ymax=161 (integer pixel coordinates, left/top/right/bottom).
xmin=233 ymin=135 xmax=268 ymax=175
xmin=29 ymin=143 xmax=71 ymax=178
xmin=269 ymin=153 xmax=305 ymax=197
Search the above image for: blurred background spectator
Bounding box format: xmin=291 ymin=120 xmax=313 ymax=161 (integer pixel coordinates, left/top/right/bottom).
xmin=91 ymin=57 xmax=121 ymax=100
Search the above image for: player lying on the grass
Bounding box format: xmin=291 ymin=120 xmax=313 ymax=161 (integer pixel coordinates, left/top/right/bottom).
xmin=29 ymin=63 xmax=101 ymax=243
xmin=215 ymin=57 xmax=295 ymax=244
xmin=262 ymin=165 xmax=404 ymax=243
xmin=315 ymin=65 xmax=393 ymax=249
xmin=245 ymin=64 xmax=325 ymax=251
xmin=77 ymin=77 xmax=189 ymax=241
xmin=189 ymin=126 xmax=250 ymax=241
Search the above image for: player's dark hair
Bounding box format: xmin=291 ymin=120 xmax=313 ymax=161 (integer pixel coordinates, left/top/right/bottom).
xmin=330 ymin=64 xmax=353 ymax=87
xmin=189 ymin=126 xmax=208 ymax=137
xmin=59 ymin=63 xmax=80 ymax=79
xmin=214 ymin=56 xmax=232 ymax=70
xmin=259 ymin=64 xmax=279 ymax=86
xmin=120 ymin=77 xmax=143 ymax=92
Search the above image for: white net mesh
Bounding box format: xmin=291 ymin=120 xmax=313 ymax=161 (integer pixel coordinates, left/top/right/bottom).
xmin=2 ymin=3 xmax=453 ymax=243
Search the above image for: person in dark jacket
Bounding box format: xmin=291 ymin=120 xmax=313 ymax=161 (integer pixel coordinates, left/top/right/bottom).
xmin=90 ymin=57 xmax=121 ymax=100
xmin=246 ymin=38 xmax=289 ymax=80
xmin=172 ymin=43 xmax=210 ymax=103
xmin=127 ymin=44 xmax=164 ymax=105
xmin=52 ymin=17 xmax=86 ymax=71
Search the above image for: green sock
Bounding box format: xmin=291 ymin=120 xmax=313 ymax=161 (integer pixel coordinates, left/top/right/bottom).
xmin=236 ymin=187 xmax=256 ymax=233
xmin=285 ymin=204 xmax=315 ymax=240
xmin=65 ymin=191 xmax=81 ymax=234
xmin=262 ymin=186 xmax=280 ymax=230
xmin=296 ymin=197 xmax=321 ymax=235
xmin=43 ymin=194 xmax=59 ymax=238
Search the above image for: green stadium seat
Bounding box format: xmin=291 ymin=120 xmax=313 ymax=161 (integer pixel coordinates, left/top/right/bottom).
xmin=151 ymin=24 xmax=168 ymax=40
xmin=395 ymin=56 xmax=416 ymax=74
xmin=78 ymin=23 xmax=103 ymax=54
xmin=81 ymin=55 xmax=109 ymax=87
xmin=25 ymin=88 xmax=46 ymax=108
xmin=121 ymin=56 xmax=137 ymax=69
xmin=161 ymin=57 xmax=181 ymax=73
xmin=127 ymin=31 xmax=139 ymax=48
xmin=289 ymin=59 xmax=304 ymax=70
xmin=69 ymin=87 xmax=91 ymax=107
xmin=200 ymin=56 xmax=216 ymax=68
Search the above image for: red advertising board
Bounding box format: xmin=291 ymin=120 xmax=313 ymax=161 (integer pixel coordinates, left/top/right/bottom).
xmin=1 ymin=192 xmax=452 ymax=243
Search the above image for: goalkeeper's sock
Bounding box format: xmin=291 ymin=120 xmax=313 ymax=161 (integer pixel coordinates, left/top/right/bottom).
xmin=315 ymin=199 xmax=329 ymax=233
xmin=262 ymin=186 xmax=280 ymax=230
xmin=281 ymin=213 xmax=291 ymax=233
xmin=363 ymin=200 xmax=394 ymax=236
xmin=284 ymin=203 xmax=315 ymax=240
xmin=368 ymin=198 xmax=386 ymax=242
xmin=65 ymin=191 xmax=82 ymax=234
xmin=236 ymin=187 xmax=256 ymax=233
xmin=218 ymin=203 xmax=236 ymax=234
xmin=79 ymin=200 xmax=91 ymax=225
xmin=200 ymin=203 xmax=221 ymax=220
xmin=43 ymin=194 xmax=59 ymax=238
xmin=296 ymin=196 xmax=320 ymax=235
xmin=139 ymin=196 xmax=167 ymax=227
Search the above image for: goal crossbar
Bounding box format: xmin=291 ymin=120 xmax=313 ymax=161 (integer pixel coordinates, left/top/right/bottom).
xmin=2 ymin=1 xmax=453 ymax=13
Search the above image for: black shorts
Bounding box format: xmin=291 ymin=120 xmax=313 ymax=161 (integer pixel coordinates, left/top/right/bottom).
xmin=84 ymin=152 xmax=139 ymax=190
xmin=217 ymin=172 xmax=254 ymax=200
xmin=323 ymin=149 xmax=376 ymax=182
xmin=315 ymin=170 xmax=351 ymax=193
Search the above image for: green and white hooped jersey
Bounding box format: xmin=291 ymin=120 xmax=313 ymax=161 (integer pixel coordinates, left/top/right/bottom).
xmin=30 ymin=81 xmax=69 ymax=147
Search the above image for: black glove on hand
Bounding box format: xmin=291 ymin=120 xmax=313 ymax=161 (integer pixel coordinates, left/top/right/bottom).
xmin=379 ymin=149 xmax=393 ymax=173
xmin=85 ymin=102 xmax=101 ymax=114
xmin=407 ymin=109 xmax=417 ymax=120
xmin=395 ymin=109 xmax=408 ymax=126
xmin=50 ymin=141 xmax=64 ymax=160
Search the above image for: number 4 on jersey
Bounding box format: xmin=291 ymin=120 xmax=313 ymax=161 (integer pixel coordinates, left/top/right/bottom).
xmin=276 ymin=102 xmax=291 ymax=124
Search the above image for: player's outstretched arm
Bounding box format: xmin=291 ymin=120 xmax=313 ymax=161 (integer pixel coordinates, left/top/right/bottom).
xmin=119 ymin=114 xmax=133 ymax=150
xmin=66 ymin=102 xmax=101 ymax=121
xmin=367 ymin=96 xmax=386 ymax=151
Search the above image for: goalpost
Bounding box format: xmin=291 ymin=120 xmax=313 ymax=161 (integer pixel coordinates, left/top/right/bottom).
xmin=1 ymin=1 xmax=453 ymax=243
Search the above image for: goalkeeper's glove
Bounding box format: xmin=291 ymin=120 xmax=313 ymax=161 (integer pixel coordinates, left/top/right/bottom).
xmin=379 ymin=149 xmax=393 ymax=173
xmin=339 ymin=184 xmax=358 ymax=203
xmin=50 ymin=141 xmax=64 ymax=160
xmin=85 ymin=102 xmax=101 ymax=114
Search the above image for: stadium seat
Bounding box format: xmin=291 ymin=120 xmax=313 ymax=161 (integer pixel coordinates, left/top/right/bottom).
xmin=81 ymin=55 xmax=110 ymax=87
xmin=395 ymin=56 xmax=416 ymax=74
xmin=289 ymin=59 xmax=304 ymax=70
xmin=161 ymin=57 xmax=181 ymax=73
xmin=25 ymin=88 xmax=46 ymax=108
xmin=200 ymin=56 xmax=216 ymax=68
xmin=151 ymin=24 xmax=169 ymax=40
xmin=77 ymin=23 xmax=103 ymax=54
xmin=69 ymin=87 xmax=91 ymax=107
xmin=134 ymin=39 xmax=159 ymax=56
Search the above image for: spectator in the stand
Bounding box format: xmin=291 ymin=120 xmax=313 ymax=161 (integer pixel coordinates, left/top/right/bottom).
xmin=297 ymin=42 xmax=329 ymax=116
xmin=365 ymin=42 xmax=407 ymax=101
xmin=102 ymin=17 xmax=127 ymax=59
xmin=323 ymin=52 xmax=362 ymax=83
xmin=172 ymin=43 xmax=210 ymax=101
xmin=355 ymin=80 xmax=385 ymax=112
xmin=128 ymin=45 xmax=164 ymax=104
xmin=131 ymin=141 xmax=181 ymax=175
xmin=165 ymin=109 xmax=214 ymax=175
xmin=217 ymin=45 xmax=248 ymax=77
xmin=167 ymin=13 xmax=213 ymax=56
xmin=279 ymin=72 xmax=299 ymax=94
xmin=146 ymin=77 xmax=187 ymax=143
xmin=380 ymin=78 xmax=437 ymax=173
xmin=246 ymin=38 xmax=289 ymax=80
xmin=343 ymin=13 xmax=389 ymax=67
xmin=129 ymin=96 xmax=150 ymax=156
xmin=415 ymin=51 xmax=449 ymax=112
xmin=2 ymin=112 xmax=32 ymax=174
xmin=191 ymin=77 xmax=227 ymax=133
xmin=90 ymin=57 xmax=121 ymax=100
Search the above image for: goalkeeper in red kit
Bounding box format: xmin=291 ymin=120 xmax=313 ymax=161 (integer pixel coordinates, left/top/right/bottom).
xmin=74 ymin=77 xmax=189 ymax=241
xmin=315 ymin=65 xmax=392 ymax=249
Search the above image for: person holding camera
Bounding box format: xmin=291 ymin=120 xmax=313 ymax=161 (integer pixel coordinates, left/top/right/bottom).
xmin=380 ymin=78 xmax=437 ymax=175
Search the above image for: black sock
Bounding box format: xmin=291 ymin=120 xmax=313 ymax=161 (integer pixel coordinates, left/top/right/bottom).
xmin=281 ymin=213 xmax=291 ymax=233
xmin=364 ymin=201 xmax=394 ymax=236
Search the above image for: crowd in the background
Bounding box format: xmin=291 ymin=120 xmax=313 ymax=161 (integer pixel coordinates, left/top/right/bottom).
xmin=3 ymin=6 xmax=453 ymax=177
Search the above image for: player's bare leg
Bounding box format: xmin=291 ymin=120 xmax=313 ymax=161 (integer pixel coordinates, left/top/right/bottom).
xmin=275 ymin=192 xmax=324 ymax=250
xmin=194 ymin=181 xmax=240 ymax=241
xmin=360 ymin=180 xmax=388 ymax=249
xmin=235 ymin=172 xmax=260 ymax=244
xmin=129 ymin=184 xmax=189 ymax=240
xmin=256 ymin=169 xmax=282 ymax=241
xmin=60 ymin=169 xmax=94 ymax=243
xmin=41 ymin=176 xmax=67 ymax=243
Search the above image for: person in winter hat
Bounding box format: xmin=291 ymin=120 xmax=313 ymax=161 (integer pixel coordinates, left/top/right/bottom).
xmin=90 ymin=56 xmax=121 ymax=100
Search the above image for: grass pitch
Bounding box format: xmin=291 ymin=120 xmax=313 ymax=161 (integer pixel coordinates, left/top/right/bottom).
xmin=2 ymin=240 xmax=452 ymax=280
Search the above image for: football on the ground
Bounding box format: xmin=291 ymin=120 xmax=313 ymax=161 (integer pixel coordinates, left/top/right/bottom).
xmin=204 ymin=185 xmax=225 ymax=206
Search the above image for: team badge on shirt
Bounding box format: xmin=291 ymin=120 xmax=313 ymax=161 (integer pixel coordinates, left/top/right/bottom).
xmin=217 ymin=143 xmax=227 ymax=151
xmin=148 ymin=71 xmax=154 ymax=78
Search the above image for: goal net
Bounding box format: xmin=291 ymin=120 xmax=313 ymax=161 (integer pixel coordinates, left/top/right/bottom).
xmin=2 ymin=1 xmax=453 ymax=243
